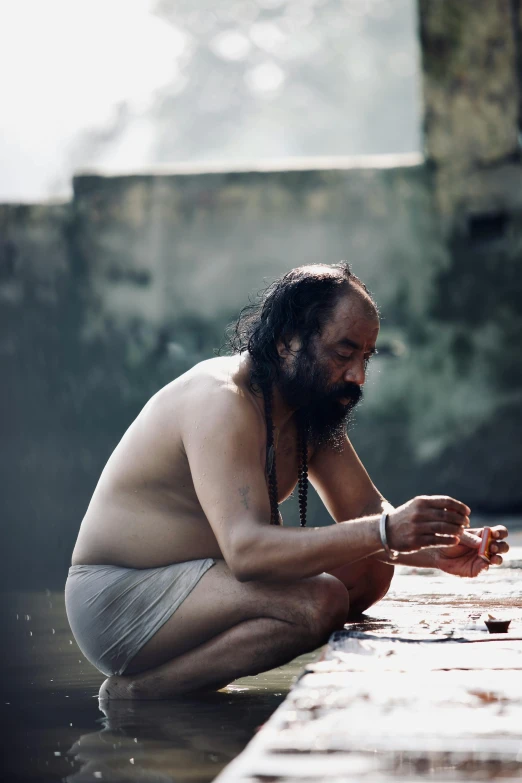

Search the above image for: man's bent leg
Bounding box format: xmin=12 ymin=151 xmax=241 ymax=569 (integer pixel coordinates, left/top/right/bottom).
xmin=99 ymin=560 xmax=350 ymax=699
xmin=328 ymin=557 xmax=394 ymax=617
xmin=100 ymin=616 xmax=318 ymax=700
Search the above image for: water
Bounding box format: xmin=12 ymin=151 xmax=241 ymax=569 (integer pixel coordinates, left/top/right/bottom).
xmin=1 ymin=591 xmax=317 ymax=782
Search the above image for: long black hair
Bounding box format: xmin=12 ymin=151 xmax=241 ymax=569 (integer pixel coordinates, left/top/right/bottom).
xmin=225 ymin=262 xmax=375 ymax=526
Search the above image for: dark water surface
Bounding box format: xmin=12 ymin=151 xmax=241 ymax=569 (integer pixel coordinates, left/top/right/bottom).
xmin=1 ymin=591 xmax=317 ymax=782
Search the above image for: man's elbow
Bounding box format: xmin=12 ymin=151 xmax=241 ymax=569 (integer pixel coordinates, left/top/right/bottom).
xmin=231 ymin=565 xmax=257 ymax=583
xmin=226 ymin=530 xmax=266 ymax=583
xmin=227 ymin=551 xmax=263 ymax=583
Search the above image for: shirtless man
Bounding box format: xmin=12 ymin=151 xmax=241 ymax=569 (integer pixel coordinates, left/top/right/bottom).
xmin=65 ymin=262 xmax=509 ymax=700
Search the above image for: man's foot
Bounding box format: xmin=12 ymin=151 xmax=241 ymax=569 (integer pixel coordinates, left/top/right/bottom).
xmin=99 ymin=676 xmax=135 ymax=701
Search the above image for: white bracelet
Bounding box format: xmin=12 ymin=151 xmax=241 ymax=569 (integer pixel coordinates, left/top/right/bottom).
xmin=379 ymin=511 xmax=399 ymax=560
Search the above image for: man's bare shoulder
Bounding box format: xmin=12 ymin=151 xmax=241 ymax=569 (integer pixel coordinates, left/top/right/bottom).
xmin=145 ymin=355 xmax=265 ymax=437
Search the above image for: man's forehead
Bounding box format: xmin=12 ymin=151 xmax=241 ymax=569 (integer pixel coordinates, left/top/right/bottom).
xmin=323 ymin=292 xmax=379 ymax=341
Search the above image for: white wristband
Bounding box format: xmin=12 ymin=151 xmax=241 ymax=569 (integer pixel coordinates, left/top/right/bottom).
xmin=379 ymin=511 xmax=399 ymax=560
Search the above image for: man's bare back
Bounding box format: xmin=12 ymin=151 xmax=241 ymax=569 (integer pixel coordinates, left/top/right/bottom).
xmin=72 ymin=354 xmax=298 ymax=570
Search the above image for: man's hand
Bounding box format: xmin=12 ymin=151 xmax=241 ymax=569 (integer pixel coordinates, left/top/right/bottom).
xmin=386 ymin=495 xmax=470 ymax=553
xmin=431 ymin=526 xmax=510 ymax=578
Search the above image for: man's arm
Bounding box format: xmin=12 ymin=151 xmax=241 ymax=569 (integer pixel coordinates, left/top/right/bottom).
xmin=308 ymin=434 xmax=390 ymax=526
xmin=182 ymin=388 xmax=384 ymax=582
xmin=309 ymin=435 xmax=470 ymax=564
xmin=307 ymin=450 xmax=453 ymax=568
xmin=308 ymin=432 xmax=509 ymax=577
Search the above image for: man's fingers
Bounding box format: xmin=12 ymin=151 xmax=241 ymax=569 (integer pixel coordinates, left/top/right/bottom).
xmin=459 ymin=529 xmax=482 ymax=549
xmin=422 ymin=496 xmax=471 ymax=516
xmin=421 ymin=534 xmax=460 ymax=547
xmin=490 ymin=541 xmax=509 ymax=555
xmin=428 ymin=522 xmax=466 ymax=537
xmin=431 ymin=509 xmax=469 ymax=527
xmin=489 ymin=554 xmax=503 ymax=566
xmin=492 ymin=525 xmax=509 ymax=540
xmin=459 ymin=527 xmax=510 ymax=559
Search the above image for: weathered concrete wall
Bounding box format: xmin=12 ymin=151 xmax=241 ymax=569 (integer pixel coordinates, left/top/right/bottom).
xmin=414 ymin=0 xmax=522 ymax=510
xmin=0 ymin=203 xmax=70 ymax=304
xmin=420 ymin=0 xmax=519 ymax=166
xmin=72 ymin=157 xmax=435 ymax=325
xmin=420 ymin=0 xmax=521 ymax=220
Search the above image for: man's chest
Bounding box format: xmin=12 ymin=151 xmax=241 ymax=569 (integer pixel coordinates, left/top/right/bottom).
xmin=272 ymin=427 xmax=300 ymax=502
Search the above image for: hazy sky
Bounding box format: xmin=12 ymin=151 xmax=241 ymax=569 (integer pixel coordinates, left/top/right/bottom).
xmin=0 ymin=0 xmax=421 ymax=203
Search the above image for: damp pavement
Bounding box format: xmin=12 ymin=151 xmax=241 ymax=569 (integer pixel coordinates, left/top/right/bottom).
xmin=216 ymin=533 xmax=522 ymax=783
xmin=2 ymin=530 xmax=521 ymax=783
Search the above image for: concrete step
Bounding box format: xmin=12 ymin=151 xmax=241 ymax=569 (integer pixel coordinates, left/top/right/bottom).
xmin=216 ymin=548 xmax=522 ymax=782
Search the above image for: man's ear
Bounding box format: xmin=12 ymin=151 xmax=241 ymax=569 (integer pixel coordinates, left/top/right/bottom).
xmin=276 ymin=338 xmax=290 ymax=359
xmin=276 ymin=335 xmax=300 ymax=358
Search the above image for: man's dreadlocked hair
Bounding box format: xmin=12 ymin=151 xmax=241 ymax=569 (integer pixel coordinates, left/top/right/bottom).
xmin=225 ymin=262 xmax=375 ymax=527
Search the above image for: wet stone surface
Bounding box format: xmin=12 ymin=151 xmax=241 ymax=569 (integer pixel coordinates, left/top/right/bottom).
xmin=217 ymin=544 xmax=522 ymax=782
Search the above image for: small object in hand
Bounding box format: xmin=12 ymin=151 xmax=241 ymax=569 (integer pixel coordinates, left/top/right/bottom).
xmin=478 ymin=526 xmax=492 ymax=562
xmin=484 ymin=618 xmax=511 ymax=634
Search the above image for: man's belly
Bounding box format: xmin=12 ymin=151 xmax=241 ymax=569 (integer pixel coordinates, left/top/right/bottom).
xmin=72 ymin=499 xmax=223 ymax=569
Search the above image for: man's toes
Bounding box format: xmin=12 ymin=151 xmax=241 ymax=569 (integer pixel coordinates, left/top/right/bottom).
xmin=99 ymin=676 xmax=134 ymax=701
xmin=98 ymin=678 xmax=111 ymax=701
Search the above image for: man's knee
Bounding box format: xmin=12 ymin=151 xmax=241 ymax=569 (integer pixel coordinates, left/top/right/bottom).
xmin=304 ymin=574 xmax=350 ymax=641
xmin=349 ymin=559 xmax=394 ymax=615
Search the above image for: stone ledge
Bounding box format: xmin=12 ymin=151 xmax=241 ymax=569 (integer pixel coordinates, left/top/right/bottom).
xmin=72 ymin=152 xmax=425 ymax=182
xmin=216 ymin=549 xmax=522 ymax=782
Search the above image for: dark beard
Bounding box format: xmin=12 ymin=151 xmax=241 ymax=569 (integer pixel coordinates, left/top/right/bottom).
xmin=277 ymin=348 xmax=363 ymax=450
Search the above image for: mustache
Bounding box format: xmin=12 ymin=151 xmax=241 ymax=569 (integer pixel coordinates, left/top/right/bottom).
xmin=328 ymin=381 xmax=363 ymax=405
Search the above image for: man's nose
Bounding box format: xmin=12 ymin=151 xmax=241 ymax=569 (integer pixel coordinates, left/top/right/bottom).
xmin=344 ymin=361 xmax=365 ymax=387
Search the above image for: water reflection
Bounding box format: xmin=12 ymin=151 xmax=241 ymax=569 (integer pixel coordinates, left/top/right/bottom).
xmin=66 ymin=691 xmax=283 ymax=783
